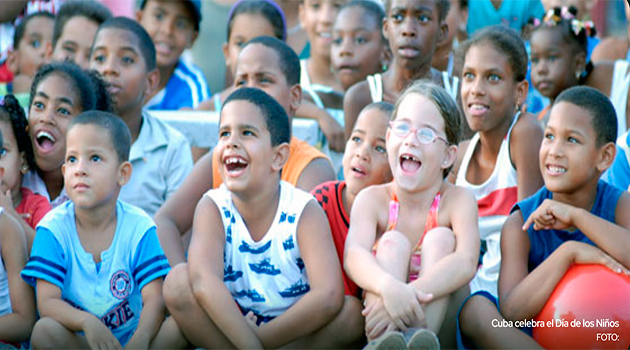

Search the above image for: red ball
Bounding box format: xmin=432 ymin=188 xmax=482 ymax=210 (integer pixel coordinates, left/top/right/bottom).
xmin=533 ymin=264 xmax=630 ymax=349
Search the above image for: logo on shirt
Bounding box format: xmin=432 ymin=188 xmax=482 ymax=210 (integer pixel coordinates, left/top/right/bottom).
xmin=110 ymin=270 xmax=132 ymax=300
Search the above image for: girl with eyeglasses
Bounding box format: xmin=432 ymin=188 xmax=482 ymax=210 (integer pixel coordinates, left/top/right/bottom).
xmin=345 ymin=80 xmax=480 ymax=349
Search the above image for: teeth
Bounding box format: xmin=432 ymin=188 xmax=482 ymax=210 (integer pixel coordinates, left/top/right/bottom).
xmin=548 ymin=166 xmax=566 ymax=174
xmin=401 ymin=155 xmax=419 ymax=162
xmin=470 ymin=104 xmax=487 ymax=111
xmin=319 ymin=32 xmax=331 ymax=38
xmin=36 ymin=131 xmax=55 ymax=142
xmin=225 ymin=157 xmax=246 ymax=165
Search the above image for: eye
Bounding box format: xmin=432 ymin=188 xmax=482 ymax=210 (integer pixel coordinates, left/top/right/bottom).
xmin=375 ymin=145 xmax=386 ymax=154
xmin=121 ymin=56 xmax=134 ymax=64
xmin=568 ymin=136 xmax=579 ymax=144
xmin=544 ymin=132 xmax=554 ymax=140
xmin=355 ymin=37 xmax=367 ymax=45
xmin=392 ymin=13 xmax=403 ymax=22
xmin=219 ymin=130 xmax=230 ymax=138
xmin=488 ymin=74 xmax=501 ymax=82
xmin=463 ymin=72 xmax=474 ymax=81
xmin=63 ymin=45 xmax=75 ymax=54
xmin=351 ymin=136 xmax=361 ymax=143
xmin=418 ymin=14 xmax=431 ymax=22
xmin=31 ymin=39 xmax=42 ymax=48
xmin=66 ymin=155 xmax=77 ymax=163
xmin=90 ymin=155 xmax=101 ymax=162
xmin=332 ymin=37 xmax=342 ymax=45
xmin=548 ymin=55 xmax=559 ymax=62
xmin=93 ymin=54 xmax=106 ymax=63
xmin=154 ymin=12 xmax=164 ymax=21
xmin=175 ymin=19 xmax=187 ymax=30
xmin=242 ymin=130 xmax=254 ymax=136
xmin=531 ymin=56 xmax=539 ymax=64
xmin=235 ymin=40 xmax=245 ymax=48
xmin=0 ymin=148 xmax=6 ymax=156
xmin=57 ymin=107 xmax=71 ymax=116
xmin=33 ymin=101 xmax=45 ymax=110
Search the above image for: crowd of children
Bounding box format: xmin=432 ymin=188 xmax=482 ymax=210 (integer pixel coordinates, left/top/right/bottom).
xmin=0 ymin=0 xmax=628 ymax=348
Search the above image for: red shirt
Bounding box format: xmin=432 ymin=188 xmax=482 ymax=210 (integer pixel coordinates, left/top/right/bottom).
xmin=311 ymin=181 xmax=360 ymax=297
xmin=16 ymin=187 xmax=51 ymax=229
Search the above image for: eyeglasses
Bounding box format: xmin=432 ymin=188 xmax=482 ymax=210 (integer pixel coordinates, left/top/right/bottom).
xmin=389 ymin=121 xmax=449 ymax=145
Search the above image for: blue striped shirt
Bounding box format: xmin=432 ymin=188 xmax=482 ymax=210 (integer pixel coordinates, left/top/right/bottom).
xmin=146 ymin=59 xmax=210 ymax=110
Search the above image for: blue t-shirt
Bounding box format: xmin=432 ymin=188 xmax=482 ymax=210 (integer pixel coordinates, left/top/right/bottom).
xmin=603 ymin=131 xmax=630 ymax=190
xmin=145 ymin=59 xmax=210 ymax=110
xmin=467 ymin=0 xmax=544 ymax=35
xmin=513 ymin=181 xmax=623 ymax=272
xmin=22 ymin=201 xmax=170 ymax=345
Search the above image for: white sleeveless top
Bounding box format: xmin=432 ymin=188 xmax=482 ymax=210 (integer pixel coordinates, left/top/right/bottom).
xmin=366 ymin=72 xmax=459 ymax=102
xmin=0 ymin=208 xmax=12 ymax=317
xmin=610 ymin=60 xmax=630 ymax=139
xmin=205 ymin=181 xmax=315 ymax=318
xmin=455 ymin=112 xmax=521 ymax=298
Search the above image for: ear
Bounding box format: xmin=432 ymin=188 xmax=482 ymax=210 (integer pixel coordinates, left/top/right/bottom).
xmin=222 ymin=42 xmax=231 ymax=69
xmin=289 ymin=84 xmax=302 ymax=117
xmin=0 ymin=167 xmax=4 ymax=180
xmin=436 ymin=20 xmax=449 ymax=46
xmin=596 ymin=142 xmax=616 ymax=172
xmin=514 ymin=79 xmax=529 ymax=109
xmin=61 ymin=163 xmax=66 ymax=178
xmin=380 ymin=45 xmax=392 ymax=71
xmin=135 ymin=10 xmax=144 ymax=22
xmin=574 ymin=51 xmax=586 ymax=79
xmin=145 ymin=68 xmax=160 ymax=99
xmin=271 ymin=142 xmax=290 ymax=172
xmin=382 ymin=17 xmax=389 ymax=41
xmin=298 ymin=3 xmax=306 ymax=28
xmin=117 ymin=161 xmax=133 ymax=186
xmin=19 ymin=152 xmax=29 ymax=175
xmin=442 ymin=144 xmax=458 ymax=169
xmin=187 ymin=30 xmax=199 ymax=49
xmin=6 ymin=50 xmax=19 ymax=74
xmin=459 ymin=7 xmax=469 ymax=37
xmin=44 ymin=41 xmax=54 ymax=62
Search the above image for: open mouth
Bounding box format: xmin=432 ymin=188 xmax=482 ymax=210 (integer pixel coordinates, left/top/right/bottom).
xmin=36 ymin=131 xmax=56 ymax=152
xmin=224 ymin=156 xmax=248 ymax=175
xmin=400 ymin=154 xmax=421 ymax=173
xmin=468 ymin=103 xmax=489 ymax=115
xmin=546 ymin=165 xmax=567 ymax=175
xmin=351 ymin=165 xmax=367 ymax=177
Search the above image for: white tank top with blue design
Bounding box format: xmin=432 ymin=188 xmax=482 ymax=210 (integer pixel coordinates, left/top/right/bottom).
xmin=205 ymin=181 xmax=315 ymax=318
xmin=0 ymin=208 xmax=11 ymax=318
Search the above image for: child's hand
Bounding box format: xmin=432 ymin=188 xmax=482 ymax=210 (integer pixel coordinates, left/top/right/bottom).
xmin=317 ymin=112 xmax=345 ymax=152
xmin=244 ymin=311 xmax=259 ymax=329
xmin=362 ymin=294 xmax=397 ymax=340
xmin=84 ymin=317 xmax=122 ymax=350
xmin=568 ymin=241 xmax=630 ymax=275
xmin=380 ymin=279 xmax=432 ymax=330
xmin=523 ymin=199 xmax=576 ymax=231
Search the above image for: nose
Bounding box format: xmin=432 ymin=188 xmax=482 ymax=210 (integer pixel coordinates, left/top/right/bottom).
xmin=535 ymin=59 xmax=548 ymax=76
xmin=469 ymin=76 xmax=485 ymax=97
xmin=160 ymin=17 xmax=175 ymax=36
xmin=319 ymin=3 xmax=335 ymax=26
xmin=338 ymin=37 xmax=353 ymax=57
xmin=547 ymin=138 xmax=564 ymax=158
xmin=100 ymin=56 xmax=119 ymax=77
xmin=73 ymin=158 xmax=88 ymax=175
xmin=355 ymin=141 xmax=370 ymax=161
xmin=401 ymin=17 xmax=417 ymax=38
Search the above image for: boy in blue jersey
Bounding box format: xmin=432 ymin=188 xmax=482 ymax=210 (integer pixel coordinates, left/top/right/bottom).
xmin=162 ymin=87 xmax=363 ymax=349
xmin=22 ymin=111 xmax=171 ymax=349
xmin=459 ymin=86 xmax=630 ymax=348
xmin=137 ymin=0 xmax=210 ymax=110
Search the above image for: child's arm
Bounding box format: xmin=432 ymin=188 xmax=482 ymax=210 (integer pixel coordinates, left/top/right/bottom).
xmin=154 ymin=151 xmax=213 ymax=266
xmin=297 ymin=99 xmax=345 ymax=152
xmin=124 ymin=279 xmax=164 ymax=349
xmin=409 ymin=187 xmax=480 ymax=299
xmin=0 ymin=213 xmax=35 ymax=341
xmin=343 ymin=82 xmax=372 ymax=140
xmin=163 ymin=134 xmax=194 ymax=200
xmin=510 ymin=113 xmax=545 ymax=200
xmin=254 ymin=201 xmax=343 ymax=348
xmin=0 ymin=190 xmax=37 ymax=252
xmin=37 ymin=279 xmax=122 ymax=349
xmin=499 ymin=210 xmax=629 ymax=322
xmin=522 ymin=195 xmax=630 ymax=269
xmin=187 ymin=196 xmax=262 ymax=349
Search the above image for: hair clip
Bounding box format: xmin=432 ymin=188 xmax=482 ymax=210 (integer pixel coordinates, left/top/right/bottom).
xmin=532 ymin=18 xmax=541 ymax=27
xmin=561 ymin=6 xmax=575 ymax=20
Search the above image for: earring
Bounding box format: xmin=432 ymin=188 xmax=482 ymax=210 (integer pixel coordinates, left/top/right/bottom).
xmin=382 ymin=63 xmax=388 ymax=72
xmin=20 ymin=164 xmax=29 ymax=175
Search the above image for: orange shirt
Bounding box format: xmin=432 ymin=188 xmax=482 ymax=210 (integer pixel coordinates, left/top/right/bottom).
xmin=212 ymin=137 xmax=327 ymax=188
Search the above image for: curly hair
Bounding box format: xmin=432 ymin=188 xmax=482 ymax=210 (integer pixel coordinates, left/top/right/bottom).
xmin=0 ymin=95 xmax=36 ymax=171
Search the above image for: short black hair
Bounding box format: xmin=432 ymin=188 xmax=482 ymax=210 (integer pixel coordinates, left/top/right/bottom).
xmin=52 ymin=0 xmax=112 ymax=49
xmin=221 ymin=87 xmax=291 ymax=146
xmin=30 ymin=62 xmax=113 ymax=113
xmin=13 ymin=12 xmax=55 ymax=49
xmin=362 ymin=101 xmax=394 ymax=119
xmin=227 ymin=0 xmax=286 ymax=41
xmin=340 ymin=0 xmax=387 ymax=41
xmin=385 ymin=0 xmax=450 ymax=22
xmin=67 ymin=110 xmax=131 ymax=162
xmin=140 ymin=0 xmax=202 ymax=31
xmin=0 ymin=94 xmax=35 ymax=170
xmin=457 ymin=25 xmax=528 ymax=82
xmin=95 ymin=17 xmax=156 ymax=71
xmin=554 ymin=86 xmax=617 ymax=146
xmin=242 ymin=36 xmax=300 ymax=86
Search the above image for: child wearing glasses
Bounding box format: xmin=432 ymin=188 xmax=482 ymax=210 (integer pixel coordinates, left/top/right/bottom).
xmin=344 ymin=80 xmax=480 ymax=349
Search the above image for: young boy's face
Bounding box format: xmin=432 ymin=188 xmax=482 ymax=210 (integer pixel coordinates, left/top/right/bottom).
xmin=63 ymin=124 xmax=128 ymax=210
xmin=299 ymin=0 xmax=345 ymax=59
xmin=223 ymin=13 xmax=277 ymax=74
xmin=137 ymin=0 xmax=198 ymax=70
xmin=343 ymin=107 xmax=392 ymax=195
xmin=90 ymin=28 xmax=152 ymax=116
xmin=541 ymin=102 xmax=608 ymax=194
xmin=50 ymin=16 xmax=100 ymax=70
xmin=0 ymin=121 xmax=26 ymax=194
xmin=216 ymin=100 xmax=280 ymax=193
xmin=13 ymin=16 xmax=54 ymax=77
xmin=233 ymin=44 xmax=297 ymax=118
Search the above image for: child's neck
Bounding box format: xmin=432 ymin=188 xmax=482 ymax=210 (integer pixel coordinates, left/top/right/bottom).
xmin=156 ymin=63 xmax=177 ymax=95
xmin=389 ymin=61 xmax=434 ymax=93
xmin=394 ymin=179 xmax=443 ymax=210
xmin=551 ymin=178 xmax=600 ymax=212
xmin=231 ymin=180 xmax=282 ymax=242
xmin=12 ymin=186 xmax=23 ymax=208
xmin=39 ymin=168 xmax=64 ymax=201
xmin=342 ymin=184 xmax=355 ymax=217
xmin=74 ymin=198 xmax=118 ymax=264
xmin=477 ymin=113 xmax=514 ymax=157
xmin=120 ymin=108 xmax=144 ymax=144
xmin=307 ymin=54 xmax=340 ymax=91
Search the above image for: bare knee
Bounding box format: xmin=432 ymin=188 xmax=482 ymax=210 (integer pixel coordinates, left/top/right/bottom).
xmin=459 ymin=295 xmax=498 ymax=340
xmin=31 ymin=318 xmax=70 ymax=349
xmin=422 ymin=227 xmax=455 ymax=255
xmin=163 ymin=263 xmax=193 ymax=311
xmin=376 ymin=230 xmax=412 ymax=258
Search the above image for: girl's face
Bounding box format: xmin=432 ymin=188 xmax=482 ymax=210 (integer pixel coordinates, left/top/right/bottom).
xmin=299 ymin=0 xmax=345 ymax=59
xmin=223 ymin=13 xmax=278 ymax=74
xmin=530 ymin=27 xmax=582 ymax=100
xmin=384 ymin=0 xmax=444 ymax=70
xmin=460 ymin=43 xmax=527 ymax=133
xmin=28 ymin=73 xmax=82 ymax=173
xmin=387 ymin=93 xmax=454 ymax=191
xmin=343 ymin=108 xmax=392 ymax=196
xmin=0 ymin=120 xmax=26 ymax=194
xmin=332 ymin=6 xmax=386 ymax=90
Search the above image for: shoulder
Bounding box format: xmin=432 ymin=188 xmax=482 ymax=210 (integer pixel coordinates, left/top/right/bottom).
xmin=510 ymin=112 xmax=543 ymax=158
xmin=591 ymin=38 xmax=628 ymax=62
xmin=0 ymin=209 xmax=24 ymax=243
xmin=585 ymin=61 xmax=615 ymax=94
xmin=512 ymin=186 xmax=548 ymax=217
xmin=450 ymin=139 xmax=472 ymax=182
xmin=344 ymin=81 xmax=371 ymax=106
xmin=38 ymin=201 xmax=73 ymax=231
xmin=441 ymin=183 xmax=478 ymax=215
xmin=311 ymin=180 xmax=341 ymax=202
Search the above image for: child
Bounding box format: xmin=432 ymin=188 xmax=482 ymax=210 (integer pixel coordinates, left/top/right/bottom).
xmin=197 ymin=0 xmax=287 ymax=112
xmin=22 ymin=110 xmax=171 ymax=348
xmin=461 ymin=86 xmax=630 ymax=349
xmin=3 ymin=12 xmax=54 ymax=103
xmin=432 ymin=0 xmax=468 ymax=76
xmin=331 ymin=0 xmax=389 ymax=92
xmin=137 ymin=0 xmax=210 ymax=110
xmin=0 ymin=94 xmax=51 ymax=249
xmin=25 ymin=62 xmax=112 ymax=209
xmin=312 ymin=101 xmax=394 ymax=298
xmin=343 ymin=0 xmax=455 ymax=140
xmin=90 ymin=17 xmax=193 ymax=218
xmin=45 ymin=0 xmax=112 ymax=69
xmin=163 ymin=87 xmax=362 ymax=349
xmin=0 ymin=126 xmax=36 ymax=345
xmin=154 ymin=36 xmax=336 ymax=266
xmin=345 ymin=81 xmax=480 ymax=348
xmin=529 ymin=6 xmax=596 ymax=126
